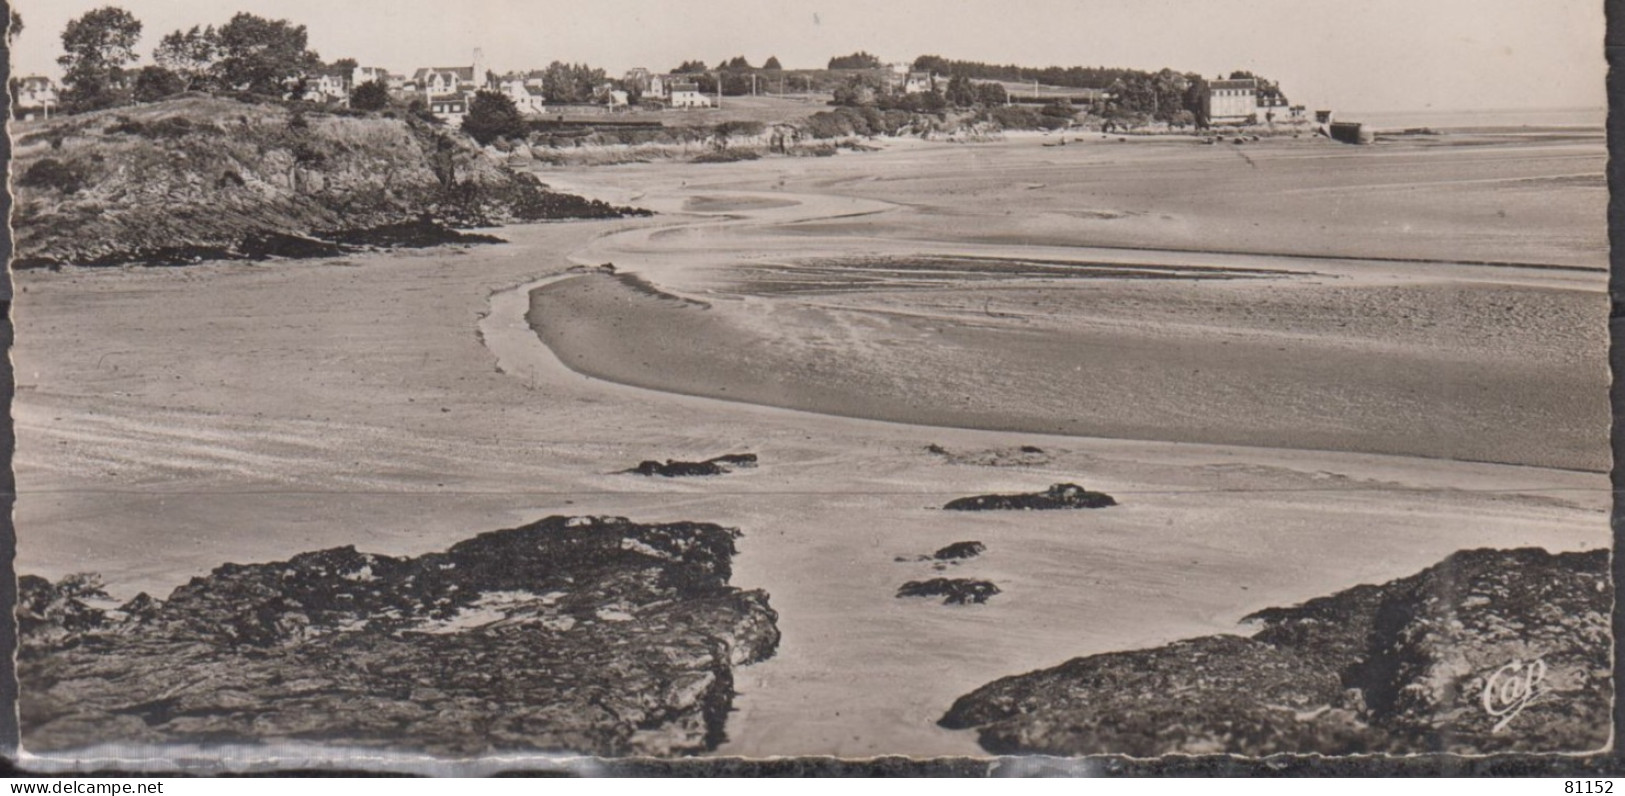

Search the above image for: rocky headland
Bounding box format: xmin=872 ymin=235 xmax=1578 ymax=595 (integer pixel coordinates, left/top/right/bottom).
xmin=19 ymin=515 xmax=779 ymax=757
xmin=12 ymin=96 xmax=649 ymax=269
xmin=939 ymin=547 xmax=1610 ymax=756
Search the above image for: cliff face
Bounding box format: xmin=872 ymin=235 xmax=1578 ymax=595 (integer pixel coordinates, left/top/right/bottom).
xmin=12 ymin=96 xmax=645 ymax=268
xmin=940 ymin=547 xmax=1610 ymax=756
xmin=19 ymin=516 xmax=779 ymax=757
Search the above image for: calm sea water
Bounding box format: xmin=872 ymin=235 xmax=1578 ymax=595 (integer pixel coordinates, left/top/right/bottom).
xmin=1339 ymin=107 xmax=1604 ymax=132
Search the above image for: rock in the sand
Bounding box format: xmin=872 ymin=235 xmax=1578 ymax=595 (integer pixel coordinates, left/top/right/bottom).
xmin=925 ymin=444 xmax=1051 ymax=467
xmin=19 ymin=515 xmax=780 ymax=757
xmin=943 ymin=483 xmax=1115 ymax=511
xmin=933 ymin=541 xmax=987 ymax=561
xmin=939 ymin=547 xmax=1609 ymax=755
xmin=897 ymin=578 xmax=1001 ymax=605
xmin=628 ymin=453 xmax=758 ymax=477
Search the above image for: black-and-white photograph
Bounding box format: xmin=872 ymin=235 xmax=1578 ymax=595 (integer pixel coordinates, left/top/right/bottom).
xmin=6 ymin=0 xmax=1610 ymax=769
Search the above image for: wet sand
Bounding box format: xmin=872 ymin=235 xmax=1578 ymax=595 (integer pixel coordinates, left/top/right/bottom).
xmin=12 ymin=130 xmax=1610 ymax=760
xmin=530 ymin=134 xmax=1608 ymax=471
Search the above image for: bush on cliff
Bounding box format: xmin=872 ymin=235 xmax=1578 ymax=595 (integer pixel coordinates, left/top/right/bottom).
xmin=18 ymin=159 xmax=87 ymax=194
xmin=462 ymin=89 xmax=527 ymax=146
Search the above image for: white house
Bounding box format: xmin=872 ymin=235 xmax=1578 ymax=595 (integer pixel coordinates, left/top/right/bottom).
xmin=903 ymin=71 xmax=938 ymax=94
xmin=14 ymin=75 xmax=58 ymax=119
xmin=668 ymin=80 xmax=710 ymax=108
xmin=309 ymin=68 xmax=351 ymax=104
xmin=498 ymin=76 xmax=548 ymax=115
xmin=428 ymin=92 xmax=471 ymax=125
xmin=410 ymin=49 xmax=489 ymax=97
xmin=352 ymin=66 xmax=403 ymax=91
xmin=1203 ymin=78 xmax=1257 ymax=123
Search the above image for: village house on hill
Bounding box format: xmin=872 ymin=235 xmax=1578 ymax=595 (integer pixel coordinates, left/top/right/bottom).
xmin=903 ymin=70 xmax=940 ymax=94
xmin=410 ymin=50 xmax=491 ymax=124
xmin=307 ymin=66 xmax=353 ymax=105
xmin=13 ymin=75 xmax=58 ymax=120
xmin=496 ymin=73 xmax=549 ymax=115
xmin=667 ymin=80 xmax=711 ymax=108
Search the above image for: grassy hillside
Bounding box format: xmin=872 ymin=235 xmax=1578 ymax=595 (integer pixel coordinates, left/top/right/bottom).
xmin=12 ymin=96 xmax=644 ymax=268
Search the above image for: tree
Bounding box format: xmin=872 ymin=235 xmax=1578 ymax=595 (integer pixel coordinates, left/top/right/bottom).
xmin=330 ymin=57 xmax=358 ymax=74
xmin=8 ymin=9 xmax=22 ymax=44
xmin=944 ymin=75 xmax=977 ymax=108
xmin=462 ymin=89 xmax=526 ymax=145
xmin=830 ymin=73 xmax=881 ymax=106
xmin=153 ymin=25 xmax=218 ymax=91
xmin=350 ymin=78 xmax=390 ymax=111
xmin=763 ymin=55 xmax=782 ymax=70
xmin=912 ymin=54 xmax=951 ymax=75
xmin=975 ymin=81 xmax=1007 ymax=106
xmin=828 ymin=51 xmax=880 ymax=70
xmin=213 ymin=12 xmax=320 ymax=95
xmin=673 ymin=60 xmax=709 ymax=74
xmin=132 ymin=65 xmax=186 ymax=101
xmin=57 ymin=6 xmax=143 ymax=113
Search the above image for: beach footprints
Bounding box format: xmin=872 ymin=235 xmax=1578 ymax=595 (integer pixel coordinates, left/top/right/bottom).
xmin=621 ymin=452 xmax=758 ymax=477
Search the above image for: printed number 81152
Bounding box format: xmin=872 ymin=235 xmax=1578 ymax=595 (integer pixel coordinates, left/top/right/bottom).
xmin=1567 ymin=782 xmax=1614 ymax=794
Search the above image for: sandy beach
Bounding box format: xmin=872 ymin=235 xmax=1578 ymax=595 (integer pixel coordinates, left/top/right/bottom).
xmin=12 ymin=129 xmax=1609 ymax=758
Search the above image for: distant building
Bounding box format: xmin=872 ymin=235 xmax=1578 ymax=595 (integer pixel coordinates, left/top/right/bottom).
xmin=668 ymin=80 xmax=711 ymax=108
xmin=1202 ymin=77 xmax=1257 ymax=123
xmin=428 ymin=93 xmax=471 ymax=125
xmin=352 ymin=66 xmax=402 ymax=91
xmin=14 ymin=75 xmax=58 ymax=120
xmin=903 ymin=71 xmax=937 ymax=94
xmin=497 ymin=76 xmax=548 ymax=115
xmin=624 ymin=67 xmax=661 ymax=98
xmin=309 ymin=67 xmax=352 ymax=104
xmin=411 ymin=49 xmax=490 ymax=96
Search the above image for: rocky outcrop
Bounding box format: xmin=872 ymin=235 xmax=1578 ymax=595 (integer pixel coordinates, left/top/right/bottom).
xmin=13 ymin=97 xmax=650 ymax=269
xmin=939 ymin=547 xmax=1609 ymax=755
xmin=626 ymin=453 xmax=758 ymax=477
xmin=897 ymin=578 xmax=1001 ymax=605
xmin=19 ymin=515 xmax=779 ymax=757
xmin=943 ymin=483 xmax=1116 ymax=511
xmin=933 ymin=541 xmax=987 ymax=561
xmin=925 ymin=444 xmax=1051 ymax=467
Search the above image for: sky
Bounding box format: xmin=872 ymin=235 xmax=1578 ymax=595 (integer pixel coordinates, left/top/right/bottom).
xmin=8 ymin=0 xmax=1607 ymax=112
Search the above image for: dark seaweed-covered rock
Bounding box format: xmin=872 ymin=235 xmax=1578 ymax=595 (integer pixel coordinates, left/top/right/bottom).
xmin=933 ymin=541 xmax=986 ymax=561
xmin=897 ymin=578 xmax=1001 ymax=605
xmin=322 ymin=219 xmax=505 ymax=249
xmin=939 ymin=547 xmax=1609 ymax=755
xmin=925 ymin=444 xmax=1051 ymax=467
xmin=627 ymin=453 xmax=758 ymax=477
xmin=944 ymin=483 xmax=1115 ymax=511
xmin=19 ymin=515 xmax=780 ymax=757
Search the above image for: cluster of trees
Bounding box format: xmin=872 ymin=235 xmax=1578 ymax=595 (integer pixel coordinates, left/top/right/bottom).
xmin=537 ymin=61 xmax=607 ymax=104
xmin=829 ymin=72 xmax=1007 ymax=114
xmin=827 ymin=51 xmax=881 ymax=70
xmin=912 ymin=55 xmax=1148 ymax=91
xmin=52 ymin=5 xmax=335 ymax=113
xmin=665 ymin=55 xmax=785 ymax=96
